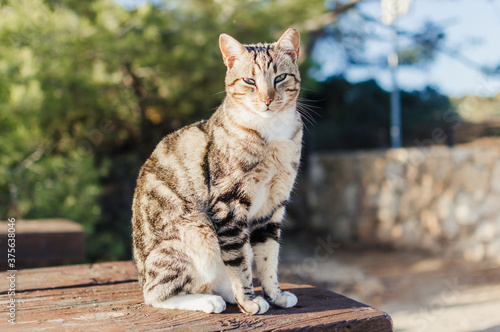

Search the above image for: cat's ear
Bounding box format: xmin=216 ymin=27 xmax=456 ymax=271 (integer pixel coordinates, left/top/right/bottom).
xmin=219 ymin=33 xmax=246 ymax=69
xmin=276 ymin=28 xmax=300 ymax=62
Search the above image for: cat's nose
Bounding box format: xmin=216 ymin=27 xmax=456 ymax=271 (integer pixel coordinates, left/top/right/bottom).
xmin=263 ymin=98 xmax=273 ymax=106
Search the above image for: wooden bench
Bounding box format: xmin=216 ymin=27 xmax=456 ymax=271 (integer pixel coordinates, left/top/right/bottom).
xmin=0 ymin=261 xmax=392 ymax=331
xmin=0 ymin=219 xmax=85 ymax=268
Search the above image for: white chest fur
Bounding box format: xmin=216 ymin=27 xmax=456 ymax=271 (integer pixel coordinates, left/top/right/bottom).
xmin=246 ymin=139 xmax=297 ymax=221
xmin=257 ymin=108 xmax=300 ymax=142
xmin=232 ymin=105 xmax=300 ymax=142
xmin=233 ymin=106 xmax=301 ymax=221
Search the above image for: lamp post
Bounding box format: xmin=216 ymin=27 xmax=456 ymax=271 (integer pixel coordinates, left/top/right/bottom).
xmin=389 ymin=25 xmax=401 ymax=148
xmin=381 ymin=0 xmax=412 ymax=148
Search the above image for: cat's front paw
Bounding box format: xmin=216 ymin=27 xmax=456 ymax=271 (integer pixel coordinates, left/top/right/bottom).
xmin=199 ymin=295 xmax=227 ymax=314
xmin=272 ymin=291 xmax=298 ymax=308
xmin=239 ymin=296 xmax=269 ymax=315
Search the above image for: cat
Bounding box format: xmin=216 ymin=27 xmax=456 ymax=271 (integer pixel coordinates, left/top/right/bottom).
xmin=131 ymin=28 xmax=302 ymax=315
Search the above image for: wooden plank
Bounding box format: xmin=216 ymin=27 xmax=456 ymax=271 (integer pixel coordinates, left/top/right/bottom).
xmin=0 ymin=262 xmax=393 ymax=331
xmin=0 ymin=261 xmax=136 ymax=292
xmin=0 ymin=219 xmax=85 ymax=268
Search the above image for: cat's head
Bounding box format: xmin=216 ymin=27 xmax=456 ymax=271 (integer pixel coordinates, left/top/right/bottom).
xmin=219 ymin=28 xmax=300 ymax=118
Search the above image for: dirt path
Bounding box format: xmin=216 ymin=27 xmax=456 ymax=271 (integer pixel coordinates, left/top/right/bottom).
xmin=279 ymin=235 xmax=500 ymax=332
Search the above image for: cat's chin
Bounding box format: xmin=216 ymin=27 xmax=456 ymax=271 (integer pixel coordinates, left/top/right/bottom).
xmin=241 ymin=107 xmax=276 ymax=119
xmin=242 ymin=102 xmax=291 ymax=119
xmin=252 ymin=106 xmax=290 ymax=118
xmin=255 ymin=110 xmax=275 ymax=119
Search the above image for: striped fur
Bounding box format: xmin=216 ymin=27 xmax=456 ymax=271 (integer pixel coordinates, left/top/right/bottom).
xmin=132 ymin=28 xmax=302 ymax=314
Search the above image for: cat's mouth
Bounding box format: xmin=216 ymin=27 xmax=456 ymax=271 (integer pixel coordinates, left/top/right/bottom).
xmin=261 ymin=103 xmax=281 ymax=113
xmin=256 ymin=107 xmax=278 ymax=118
xmin=245 ymin=102 xmax=286 ymax=118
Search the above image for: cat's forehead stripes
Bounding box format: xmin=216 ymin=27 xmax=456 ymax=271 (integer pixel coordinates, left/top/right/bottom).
xmin=244 ymin=43 xmax=273 ymax=56
xmin=244 ymin=43 xmax=275 ymax=74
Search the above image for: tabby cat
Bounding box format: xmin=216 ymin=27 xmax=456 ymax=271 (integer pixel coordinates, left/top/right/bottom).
xmin=132 ymin=28 xmax=302 ymax=315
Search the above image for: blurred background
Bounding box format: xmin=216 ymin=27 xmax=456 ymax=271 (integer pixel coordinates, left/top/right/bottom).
xmin=1 ymin=0 xmax=500 ymax=330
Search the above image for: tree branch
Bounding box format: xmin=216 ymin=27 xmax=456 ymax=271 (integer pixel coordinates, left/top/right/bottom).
xmin=299 ymin=0 xmax=367 ymax=57
xmin=437 ymin=47 xmax=500 ymax=76
xmin=123 ymin=61 xmax=150 ymax=151
xmin=301 ymin=0 xmax=366 ymax=33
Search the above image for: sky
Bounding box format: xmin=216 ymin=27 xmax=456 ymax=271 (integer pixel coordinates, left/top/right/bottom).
xmin=337 ymin=0 xmax=500 ymax=97
xmin=115 ymin=0 xmax=500 ymax=98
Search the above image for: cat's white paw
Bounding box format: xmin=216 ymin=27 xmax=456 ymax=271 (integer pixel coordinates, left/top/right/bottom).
xmin=254 ymin=296 xmax=270 ymax=314
xmin=239 ymin=296 xmax=269 ymax=315
xmin=274 ymin=291 xmax=298 ymax=308
xmin=153 ymin=294 xmax=226 ymax=314
xmin=200 ymin=295 xmax=227 ymax=314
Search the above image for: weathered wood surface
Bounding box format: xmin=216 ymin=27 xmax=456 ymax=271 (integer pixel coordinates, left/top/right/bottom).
xmin=0 ymin=219 xmax=85 ymax=268
xmin=0 ymin=261 xmax=393 ymax=331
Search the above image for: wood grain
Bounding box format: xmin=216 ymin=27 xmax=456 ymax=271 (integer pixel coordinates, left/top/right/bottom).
xmin=0 ymin=261 xmax=393 ymax=331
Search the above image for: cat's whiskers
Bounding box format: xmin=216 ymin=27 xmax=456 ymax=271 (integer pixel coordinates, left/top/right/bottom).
xmin=295 ymin=101 xmax=319 ymax=133
xmin=296 ymin=100 xmax=322 ymax=118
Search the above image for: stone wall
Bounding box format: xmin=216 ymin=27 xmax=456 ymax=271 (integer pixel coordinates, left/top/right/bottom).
xmin=307 ymin=145 xmax=500 ymax=262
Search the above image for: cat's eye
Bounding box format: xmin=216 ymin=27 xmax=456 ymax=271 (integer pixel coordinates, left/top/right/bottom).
xmin=275 ymin=74 xmax=287 ymax=83
xmin=243 ymin=78 xmax=256 ymax=85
